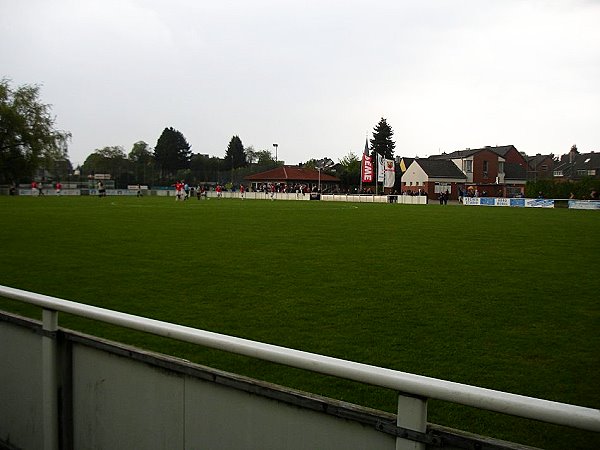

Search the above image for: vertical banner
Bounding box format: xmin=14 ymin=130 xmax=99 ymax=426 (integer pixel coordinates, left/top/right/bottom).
xmin=362 ymin=154 xmax=373 ymax=183
xmin=377 ymin=154 xmax=385 ymax=183
xmin=384 ymin=159 xmax=395 ymax=188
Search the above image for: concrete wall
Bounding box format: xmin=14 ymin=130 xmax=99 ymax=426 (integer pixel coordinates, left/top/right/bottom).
xmin=0 ymin=314 xmax=396 ymax=450
xmin=0 ymin=320 xmax=43 ymax=449
xmin=1 ymin=311 xmax=542 ymax=450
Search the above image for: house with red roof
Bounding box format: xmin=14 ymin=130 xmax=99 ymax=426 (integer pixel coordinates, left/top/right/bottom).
xmin=245 ymin=166 xmax=340 ymax=192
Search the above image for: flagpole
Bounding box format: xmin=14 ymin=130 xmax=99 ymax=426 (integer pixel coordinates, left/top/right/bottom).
xmin=377 ymin=151 xmax=383 ymax=196
xmin=375 ymin=154 xmax=379 ymax=196
xmin=359 ymin=162 xmax=363 ymax=193
xmin=360 ymin=135 xmax=368 ymax=194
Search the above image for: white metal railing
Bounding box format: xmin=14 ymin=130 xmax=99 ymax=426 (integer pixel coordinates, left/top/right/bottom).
xmin=1 ymin=284 xmax=599 ymax=434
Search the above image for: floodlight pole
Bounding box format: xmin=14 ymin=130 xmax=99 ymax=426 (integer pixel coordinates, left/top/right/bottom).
xmin=317 ymin=167 xmax=321 ymax=192
xmin=273 ymin=143 xmax=278 ymax=164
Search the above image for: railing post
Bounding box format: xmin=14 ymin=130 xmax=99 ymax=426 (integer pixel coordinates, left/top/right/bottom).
xmin=396 ymin=393 xmax=427 ymax=450
xmin=42 ymin=308 xmax=59 ymax=450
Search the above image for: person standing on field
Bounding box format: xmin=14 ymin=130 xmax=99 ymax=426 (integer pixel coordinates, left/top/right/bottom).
xmin=173 ymin=181 xmax=183 ymax=201
xmin=55 ymin=181 xmax=62 ymax=196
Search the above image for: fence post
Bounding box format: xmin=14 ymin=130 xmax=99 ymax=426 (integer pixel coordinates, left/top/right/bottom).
xmin=396 ymin=393 xmax=427 ymax=450
xmin=42 ymin=308 xmax=59 ymax=450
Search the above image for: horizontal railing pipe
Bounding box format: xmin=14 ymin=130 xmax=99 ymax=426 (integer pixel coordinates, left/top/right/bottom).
xmin=1 ymin=284 xmax=599 ymax=432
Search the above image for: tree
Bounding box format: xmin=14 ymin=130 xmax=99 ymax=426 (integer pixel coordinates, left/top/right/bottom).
xmin=370 ymin=117 xmax=395 ymax=159
xmin=129 ymin=141 xmax=155 ymax=185
xmin=190 ymin=153 xmax=221 ymax=182
xmin=129 ymin=141 xmax=153 ymax=164
xmin=82 ymin=146 xmax=130 ymax=186
xmin=41 ymin=150 xmax=72 ymax=182
xmin=225 ymin=135 xmax=247 ymax=170
xmin=255 ymin=149 xmax=275 ymax=166
xmin=245 ymin=146 xmax=257 ymax=164
xmin=338 ymin=152 xmax=361 ymax=188
xmin=304 ymin=157 xmax=335 ymax=171
xmin=0 ymin=78 xmax=71 ymax=183
xmin=153 ymin=127 xmax=191 ymax=179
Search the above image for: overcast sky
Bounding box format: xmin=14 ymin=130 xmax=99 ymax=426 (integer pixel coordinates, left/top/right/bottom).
xmin=2 ymin=0 xmax=599 ymax=166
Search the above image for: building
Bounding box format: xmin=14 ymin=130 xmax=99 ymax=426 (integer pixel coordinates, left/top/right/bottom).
xmin=485 ymin=145 xmax=529 ymax=169
xmin=527 ymin=154 xmax=555 ymax=181
xmin=397 ymin=157 xmax=415 ymax=175
xmin=503 ymin=163 xmax=527 ymax=197
xmin=401 ymin=159 xmax=466 ymax=200
xmin=427 ymin=145 xmax=527 ymax=197
xmin=553 ymin=148 xmax=600 ymax=181
xmin=245 ymin=166 xmax=340 ymax=192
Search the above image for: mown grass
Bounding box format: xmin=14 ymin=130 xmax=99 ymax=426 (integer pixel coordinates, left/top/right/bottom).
xmin=0 ymin=196 xmax=598 ymax=449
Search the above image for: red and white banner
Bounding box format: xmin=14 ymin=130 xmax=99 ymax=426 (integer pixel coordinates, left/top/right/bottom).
xmin=362 ymin=154 xmax=373 ymax=183
xmin=384 ymin=159 xmax=395 ymax=188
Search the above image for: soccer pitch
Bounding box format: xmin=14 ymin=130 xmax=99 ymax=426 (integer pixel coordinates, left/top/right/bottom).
xmin=0 ymin=196 xmax=598 ymax=449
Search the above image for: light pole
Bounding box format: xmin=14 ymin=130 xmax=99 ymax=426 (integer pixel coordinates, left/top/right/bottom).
xmin=317 ymin=167 xmax=321 ymax=192
xmin=273 ymin=143 xmax=278 ymax=164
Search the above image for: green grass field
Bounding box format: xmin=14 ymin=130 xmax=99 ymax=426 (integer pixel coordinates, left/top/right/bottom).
xmin=1 ymin=195 xmax=599 ymax=449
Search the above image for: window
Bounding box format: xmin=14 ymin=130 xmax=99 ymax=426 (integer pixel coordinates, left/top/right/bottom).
xmin=553 ymin=170 xmax=563 ymax=177
xmin=434 ymin=183 xmax=451 ymax=194
xmin=577 ymin=169 xmax=586 ymax=176
xmin=541 ymin=164 xmax=547 ymax=171
xmin=499 ymin=162 xmax=504 ymax=173
xmin=465 ymin=160 xmax=472 ymax=173
xmin=589 ymin=170 xmax=597 ymax=176
xmin=483 ymin=160 xmax=489 ymax=177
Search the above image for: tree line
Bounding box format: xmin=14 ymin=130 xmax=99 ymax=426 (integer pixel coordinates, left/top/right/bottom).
xmin=2 ymin=79 xmax=380 ymax=189
xmin=2 ymin=78 xmax=404 ymax=191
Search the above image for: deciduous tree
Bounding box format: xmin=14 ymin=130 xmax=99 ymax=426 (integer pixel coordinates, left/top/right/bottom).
xmin=0 ymin=78 xmax=71 ymax=183
xmin=129 ymin=141 xmax=155 ymax=185
xmin=338 ymin=152 xmax=360 ymax=188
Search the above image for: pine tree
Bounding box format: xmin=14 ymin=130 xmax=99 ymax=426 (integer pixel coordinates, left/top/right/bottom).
xmin=225 ymin=135 xmax=247 ymax=170
xmin=153 ymin=127 xmax=191 ymax=178
xmin=370 ymin=118 xmax=395 ymax=159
